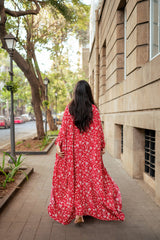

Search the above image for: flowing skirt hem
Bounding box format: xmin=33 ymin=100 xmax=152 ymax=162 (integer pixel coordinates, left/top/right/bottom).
xmin=48 ymin=207 xmax=125 ymax=225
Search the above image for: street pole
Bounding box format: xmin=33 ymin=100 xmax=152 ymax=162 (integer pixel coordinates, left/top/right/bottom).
xmin=43 ymin=77 xmax=50 ymax=136
xmin=4 ymin=33 xmax=17 ymax=163
xmin=55 ymin=92 xmax=57 ymax=126
xmin=9 ymin=52 xmax=16 ymax=163
xmin=45 ymin=84 xmax=47 ymax=136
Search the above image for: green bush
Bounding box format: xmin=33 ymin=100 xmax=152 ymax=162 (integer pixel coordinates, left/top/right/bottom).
xmin=0 ymin=152 xmax=28 ymax=188
xmin=47 ymin=130 xmax=59 ymax=136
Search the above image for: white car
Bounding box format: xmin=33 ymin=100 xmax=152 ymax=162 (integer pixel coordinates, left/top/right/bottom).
xmin=21 ymin=114 xmax=32 ymax=122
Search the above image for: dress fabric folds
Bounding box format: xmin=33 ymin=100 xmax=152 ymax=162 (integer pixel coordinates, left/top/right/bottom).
xmin=48 ymin=105 xmax=125 ymax=225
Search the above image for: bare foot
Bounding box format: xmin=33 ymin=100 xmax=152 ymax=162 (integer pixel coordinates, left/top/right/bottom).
xmin=74 ymin=215 xmax=84 ymax=224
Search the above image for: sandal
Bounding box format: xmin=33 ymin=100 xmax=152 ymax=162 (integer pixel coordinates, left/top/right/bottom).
xmin=74 ymin=215 xmax=84 ymax=224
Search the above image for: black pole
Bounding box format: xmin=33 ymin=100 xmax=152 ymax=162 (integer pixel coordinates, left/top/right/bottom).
xmin=9 ymin=52 xmax=16 ymax=163
xmin=45 ymin=84 xmax=47 ymax=136
xmin=55 ymin=95 xmax=57 ymax=126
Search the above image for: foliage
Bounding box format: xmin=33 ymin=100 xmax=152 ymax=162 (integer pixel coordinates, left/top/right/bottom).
xmin=16 ymin=140 xmax=23 ymax=146
xmin=46 ymin=48 xmax=86 ymax=113
xmin=0 ymin=50 xmax=33 ymax=116
xmin=47 ymin=130 xmax=59 ymax=135
xmin=42 ymin=100 xmax=50 ymax=107
xmin=0 ymin=152 xmax=28 ymax=189
xmin=3 ymin=80 xmax=19 ymax=93
xmin=69 ymin=3 xmax=90 ymax=47
xmin=39 ymin=135 xmax=52 ymax=151
xmin=48 ymin=0 xmax=76 ymax=22
xmin=0 ymin=153 xmax=6 ymax=176
xmin=4 ymin=1 xmax=90 ymax=58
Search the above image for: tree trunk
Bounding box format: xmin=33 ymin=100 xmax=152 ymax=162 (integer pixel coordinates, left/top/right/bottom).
xmin=12 ymin=54 xmax=45 ymax=139
xmin=31 ymin=84 xmax=45 ymax=139
xmin=32 ymin=43 xmax=57 ymax=131
xmin=47 ymin=108 xmax=57 ymax=131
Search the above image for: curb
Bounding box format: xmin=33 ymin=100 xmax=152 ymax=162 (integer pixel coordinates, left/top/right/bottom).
xmin=0 ymin=167 xmax=34 ymax=212
xmin=4 ymin=138 xmax=56 ymax=155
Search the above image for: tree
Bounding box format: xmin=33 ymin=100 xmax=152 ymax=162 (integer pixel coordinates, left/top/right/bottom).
xmin=0 ymin=51 xmax=33 ymax=117
xmin=0 ymin=0 xmax=89 ymax=139
xmin=46 ymin=52 xmax=86 ymax=114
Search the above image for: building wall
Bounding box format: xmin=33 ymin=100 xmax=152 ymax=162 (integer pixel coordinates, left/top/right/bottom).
xmin=82 ymin=48 xmax=89 ymax=80
xmin=89 ymin=39 xmax=96 ymax=94
xmin=89 ymin=0 xmax=160 ymax=206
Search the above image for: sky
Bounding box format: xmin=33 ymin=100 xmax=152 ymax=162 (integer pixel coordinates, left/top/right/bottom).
xmin=37 ymin=36 xmax=80 ymax=73
xmin=82 ymin=0 xmax=91 ymax=4
xmin=37 ymin=37 xmax=79 ymax=73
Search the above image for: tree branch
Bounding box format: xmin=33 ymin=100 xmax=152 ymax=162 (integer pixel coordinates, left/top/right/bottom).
xmin=5 ymin=0 xmax=40 ymax=17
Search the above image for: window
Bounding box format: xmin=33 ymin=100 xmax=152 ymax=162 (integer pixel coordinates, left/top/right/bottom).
xmin=124 ymin=7 xmax=127 ymax=79
xmin=101 ymin=40 xmax=106 ymax=95
xmin=121 ymin=125 xmax=123 ymax=153
xmin=150 ymin=0 xmax=160 ymax=59
xmin=118 ymin=0 xmax=126 ymax=80
xmin=145 ymin=129 xmax=155 ymax=178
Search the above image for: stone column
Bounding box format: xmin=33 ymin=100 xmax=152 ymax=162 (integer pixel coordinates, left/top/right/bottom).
xmin=123 ymin=126 xmax=145 ymax=178
xmin=94 ymin=9 xmax=99 ymax=106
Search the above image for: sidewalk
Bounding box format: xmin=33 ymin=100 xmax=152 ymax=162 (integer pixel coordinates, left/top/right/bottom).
xmin=0 ymin=146 xmax=160 ymax=240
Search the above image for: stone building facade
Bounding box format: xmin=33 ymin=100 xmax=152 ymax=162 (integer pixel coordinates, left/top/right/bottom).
xmin=89 ymin=0 xmax=160 ymax=206
xmin=82 ymin=48 xmax=89 ymax=80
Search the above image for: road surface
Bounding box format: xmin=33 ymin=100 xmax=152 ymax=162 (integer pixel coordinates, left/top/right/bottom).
xmin=0 ymin=121 xmax=37 ymax=148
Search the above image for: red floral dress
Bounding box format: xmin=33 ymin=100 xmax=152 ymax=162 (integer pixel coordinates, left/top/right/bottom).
xmin=48 ymin=105 xmax=125 ymax=224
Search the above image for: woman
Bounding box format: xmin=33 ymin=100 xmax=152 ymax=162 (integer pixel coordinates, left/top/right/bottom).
xmin=48 ymin=80 xmax=125 ymax=225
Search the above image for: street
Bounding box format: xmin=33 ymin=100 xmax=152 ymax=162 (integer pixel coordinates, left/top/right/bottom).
xmin=0 ymin=121 xmax=37 ymax=148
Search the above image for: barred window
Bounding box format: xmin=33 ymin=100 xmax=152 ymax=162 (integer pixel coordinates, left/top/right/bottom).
xmin=145 ymin=129 xmax=155 ymax=178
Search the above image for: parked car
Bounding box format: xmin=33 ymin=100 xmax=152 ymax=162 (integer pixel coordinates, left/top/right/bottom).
xmin=31 ymin=115 xmax=36 ymax=121
xmin=21 ymin=114 xmax=32 ymax=122
xmin=14 ymin=116 xmax=23 ymax=124
xmin=52 ymin=114 xmax=62 ymax=125
xmin=0 ymin=116 xmax=10 ymax=128
xmin=20 ymin=115 xmax=28 ymax=123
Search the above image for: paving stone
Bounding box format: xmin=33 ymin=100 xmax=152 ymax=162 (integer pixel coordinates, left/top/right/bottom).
xmin=3 ymin=222 xmax=25 ymax=240
xmin=18 ymin=223 xmax=39 ymax=240
xmin=49 ymin=223 xmax=66 ymax=240
xmin=34 ymin=218 xmax=53 ymax=240
xmin=65 ymin=225 xmax=81 ymax=240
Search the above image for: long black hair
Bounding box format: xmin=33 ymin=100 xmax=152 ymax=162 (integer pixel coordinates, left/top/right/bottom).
xmin=69 ymin=80 xmax=95 ymax=132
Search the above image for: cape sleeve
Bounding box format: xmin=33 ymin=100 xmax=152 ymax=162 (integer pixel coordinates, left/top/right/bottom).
xmin=100 ymin=122 xmax=105 ymax=150
xmin=93 ymin=105 xmax=105 ymax=150
xmin=55 ymin=106 xmax=69 ymax=146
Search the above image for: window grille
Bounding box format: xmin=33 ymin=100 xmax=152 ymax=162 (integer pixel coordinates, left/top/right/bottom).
xmin=145 ymin=129 xmax=155 ymax=178
xmin=121 ymin=125 xmax=123 ymax=153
